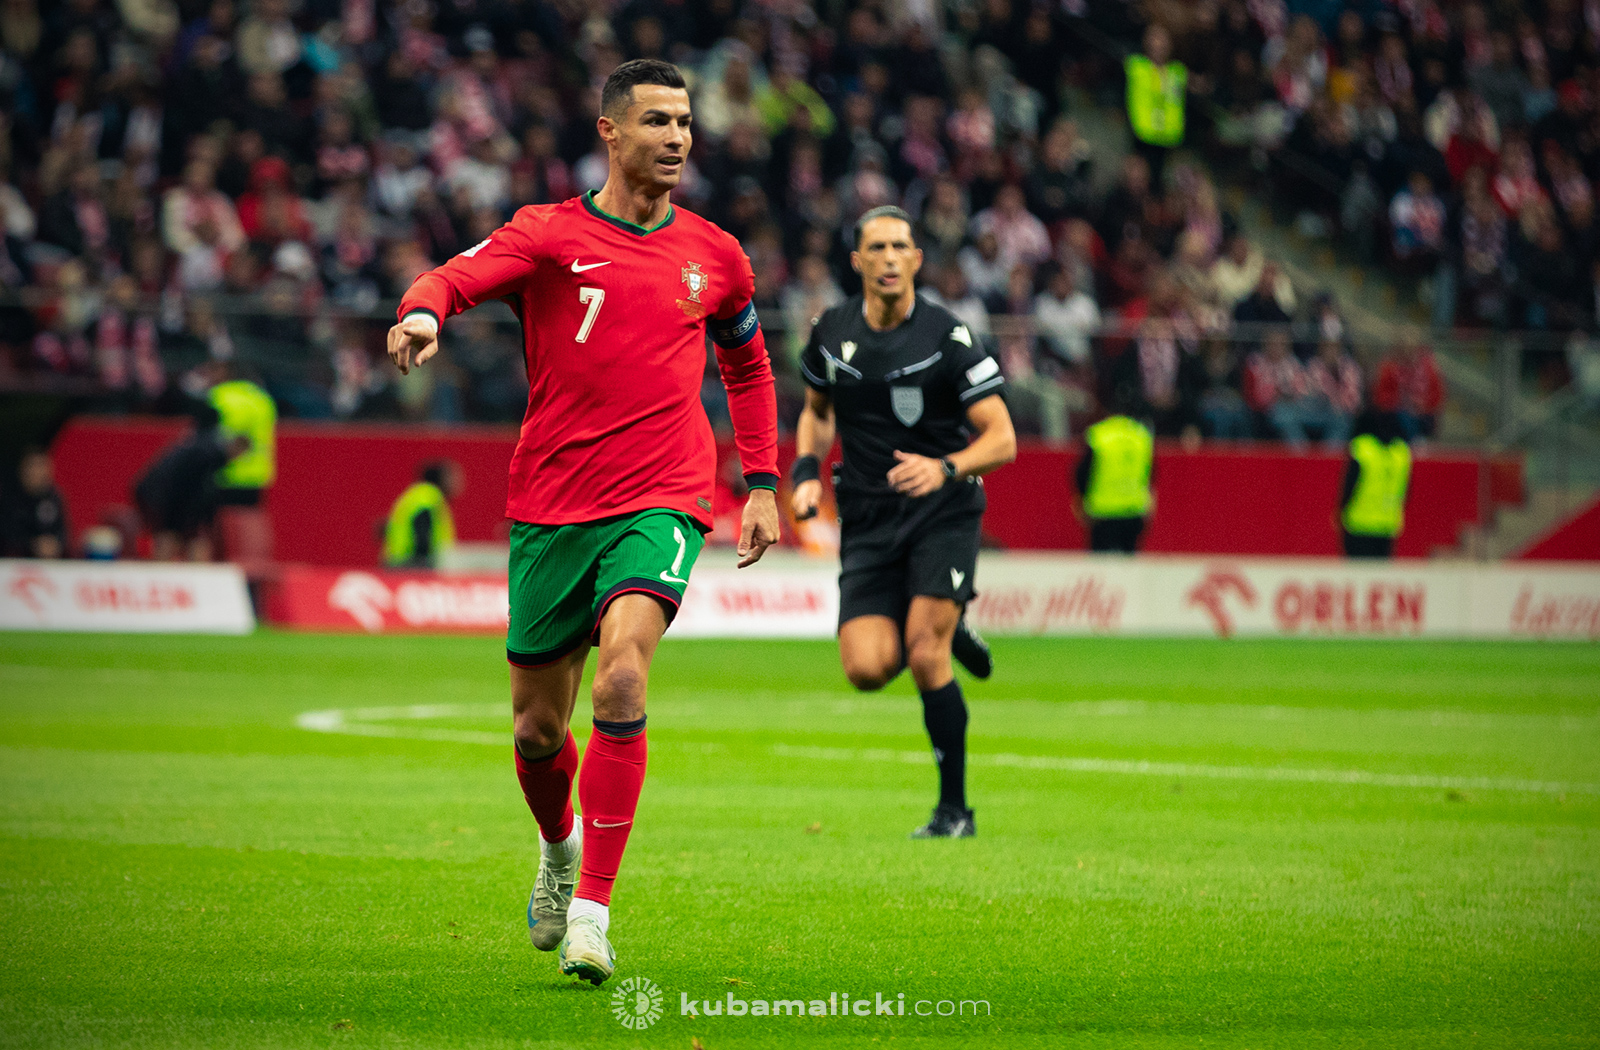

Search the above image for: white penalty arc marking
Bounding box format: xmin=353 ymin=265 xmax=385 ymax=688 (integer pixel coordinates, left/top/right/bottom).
xmin=296 ymin=703 xmax=508 ymax=746
xmin=294 ymin=704 xmax=1599 ymax=796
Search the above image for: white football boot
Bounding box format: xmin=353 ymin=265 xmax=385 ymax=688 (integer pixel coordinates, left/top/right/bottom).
xmin=559 ymin=915 xmax=616 ymax=986
xmin=526 ymin=822 xmax=581 ymax=952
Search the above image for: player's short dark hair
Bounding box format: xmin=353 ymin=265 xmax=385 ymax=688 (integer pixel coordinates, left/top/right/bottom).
xmin=853 ymin=206 xmax=914 ymax=248
xmin=601 ymin=59 xmax=687 ymax=118
xmin=420 ymin=460 xmax=453 ymax=488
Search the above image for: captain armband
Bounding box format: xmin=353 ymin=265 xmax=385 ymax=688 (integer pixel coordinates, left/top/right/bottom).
xmin=710 ymin=301 xmax=761 ymax=349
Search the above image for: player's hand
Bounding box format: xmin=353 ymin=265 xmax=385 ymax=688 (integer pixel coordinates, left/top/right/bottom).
xmin=737 ymin=488 xmax=780 ymax=568
xmin=791 ymin=479 xmax=823 ymax=521
xmin=888 ymin=450 xmax=946 ymax=498
xmin=387 ymin=317 xmax=440 ymax=375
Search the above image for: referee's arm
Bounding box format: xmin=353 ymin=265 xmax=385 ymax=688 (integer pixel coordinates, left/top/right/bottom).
xmin=887 ymin=394 xmax=1016 ymax=497
xmin=791 ymin=388 xmax=836 ymax=521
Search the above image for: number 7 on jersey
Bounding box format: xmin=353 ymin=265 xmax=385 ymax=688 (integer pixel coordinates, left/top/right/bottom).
xmin=575 ymin=287 xmax=605 ymax=343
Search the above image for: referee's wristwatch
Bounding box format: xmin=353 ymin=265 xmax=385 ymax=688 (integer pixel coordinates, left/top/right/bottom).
xmin=940 ymin=457 xmax=959 ymax=481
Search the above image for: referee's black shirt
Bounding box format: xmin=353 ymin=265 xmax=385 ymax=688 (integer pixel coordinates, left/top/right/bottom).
xmin=799 ymin=294 xmax=1006 ymax=497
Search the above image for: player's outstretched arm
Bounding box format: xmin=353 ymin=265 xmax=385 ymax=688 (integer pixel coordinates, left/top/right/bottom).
xmin=888 ymin=394 xmax=1016 ymax=497
xmin=390 ymin=215 xmax=543 ymax=374
xmin=791 ymin=387 xmax=835 ymax=521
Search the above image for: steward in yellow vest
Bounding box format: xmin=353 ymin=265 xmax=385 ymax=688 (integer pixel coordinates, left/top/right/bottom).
xmin=1076 ymin=414 xmax=1155 ymax=553
xmin=1125 ymin=25 xmax=1186 ymax=182
xmin=384 ymin=462 xmax=462 ymax=568
xmin=208 ymin=378 xmax=277 ymax=506
xmin=1339 ymin=412 xmax=1411 ymax=559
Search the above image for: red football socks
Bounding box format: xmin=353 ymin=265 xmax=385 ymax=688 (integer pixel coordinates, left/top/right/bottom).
xmin=513 ymin=732 xmax=577 ymax=843
xmin=574 ymin=723 xmax=648 ymax=906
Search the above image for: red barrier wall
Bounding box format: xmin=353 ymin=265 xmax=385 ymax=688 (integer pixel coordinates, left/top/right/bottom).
xmin=51 ymin=416 xmax=1510 ymax=563
xmin=1517 ymin=496 xmax=1600 ymax=562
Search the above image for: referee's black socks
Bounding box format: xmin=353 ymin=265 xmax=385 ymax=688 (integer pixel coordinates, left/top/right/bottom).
xmin=920 ymin=680 xmax=969 ymax=811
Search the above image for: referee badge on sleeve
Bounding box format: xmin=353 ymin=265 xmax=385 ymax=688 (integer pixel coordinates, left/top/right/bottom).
xmin=891 ymin=385 xmax=924 ymax=426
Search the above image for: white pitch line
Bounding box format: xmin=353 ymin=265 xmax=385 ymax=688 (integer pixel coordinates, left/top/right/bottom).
xmin=769 ymin=744 xmax=1598 ymax=796
xmin=294 ymin=705 xmax=1599 ymax=796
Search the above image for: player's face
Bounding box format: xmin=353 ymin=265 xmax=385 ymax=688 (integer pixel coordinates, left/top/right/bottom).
xmin=605 ymin=84 xmax=693 ymax=193
xmin=852 ymin=217 xmax=923 ymax=299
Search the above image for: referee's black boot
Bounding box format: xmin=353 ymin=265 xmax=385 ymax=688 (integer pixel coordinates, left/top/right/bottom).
xmin=910 ymin=803 xmax=976 ymax=839
xmin=951 ymin=615 xmax=992 ymax=679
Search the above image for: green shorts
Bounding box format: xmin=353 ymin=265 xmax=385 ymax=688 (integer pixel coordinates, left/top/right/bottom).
xmin=506 ymin=509 xmax=706 ymax=667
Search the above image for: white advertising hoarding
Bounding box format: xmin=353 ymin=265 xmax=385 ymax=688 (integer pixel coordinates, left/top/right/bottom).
xmin=0 ymin=559 xmax=255 ymax=634
xmin=669 ymin=555 xmax=1600 ymax=641
xmin=963 ymin=555 xmax=1600 ymax=640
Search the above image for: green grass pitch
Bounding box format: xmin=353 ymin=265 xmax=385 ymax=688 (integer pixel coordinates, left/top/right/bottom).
xmin=1 ymin=631 xmax=1597 ymax=1049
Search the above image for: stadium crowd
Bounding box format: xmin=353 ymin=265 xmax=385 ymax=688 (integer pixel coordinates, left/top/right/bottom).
xmin=0 ymin=0 xmax=1458 ymax=443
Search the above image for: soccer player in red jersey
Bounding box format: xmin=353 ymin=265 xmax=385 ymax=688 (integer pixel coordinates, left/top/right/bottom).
xmin=387 ymin=59 xmax=780 ymax=986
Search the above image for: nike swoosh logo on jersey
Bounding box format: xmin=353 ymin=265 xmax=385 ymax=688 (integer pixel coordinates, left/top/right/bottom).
xmin=570 ymin=260 xmax=612 ymax=273
xmin=660 ymin=571 xmax=689 ymax=584
xmin=592 ymin=819 xmax=631 ymax=828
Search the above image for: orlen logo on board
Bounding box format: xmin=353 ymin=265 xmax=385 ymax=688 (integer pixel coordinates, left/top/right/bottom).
xmin=1185 ymin=567 xmax=1257 ymax=637
xmin=1272 ymin=578 xmax=1425 ymax=635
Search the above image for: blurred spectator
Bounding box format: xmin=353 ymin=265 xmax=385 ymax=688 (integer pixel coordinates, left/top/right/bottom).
xmin=236 ymin=156 xmax=311 ymax=246
xmin=1113 ymin=316 xmax=1196 ymax=438
xmin=1033 ymin=262 xmax=1099 ymax=372
xmin=1388 ymin=172 xmax=1445 ymax=263
xmin=914 ymin=177 xmax=970 ymax=269
xmin=780 ymin=256 xmax=843 ymax=372
xmin=1191 ymin=336 xmax=1251 ymax=439
xmin=971 ymin=184 xmax=1052 ymax=273
xmin=1303 ymin=337 xmax=1363 ymax=445
xmin=998 ymin=263 xmax=1069 ymax=443
xmin=1027 ymin=121 xmax=1093 ymax=226
xmin=1245 ymin=327 xmax=1315 ymax=446
xmin=923 ymin=265 xmax=993 ymax=351
xmin=957 ymin=229 xmax=1009 ymax=305
xmin=2 ymin=448 xmax=68 ymax=559
xmin=1373 ymin=334 xmax=1446 ymax=440
xmin=163 ymin=160 xmax=246 ymax=292
xmin=1232 ymin=261 xmax=1296 ymax=326
xmin=1212 ymin=234 xmax=1291 ymax=313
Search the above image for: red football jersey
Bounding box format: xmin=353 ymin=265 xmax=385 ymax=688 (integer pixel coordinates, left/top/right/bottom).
xmin=398 ymin=192 xmax=778 ymax=529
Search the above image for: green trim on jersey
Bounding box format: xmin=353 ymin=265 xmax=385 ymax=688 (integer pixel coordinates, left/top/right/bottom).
xmin=506 ymin=509 xmax=705 ymax=666
xmin=581 ymin=190 xmax=676 ymax=235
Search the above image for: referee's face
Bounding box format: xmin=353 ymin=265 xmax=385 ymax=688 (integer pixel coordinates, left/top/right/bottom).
xmin=853 ymin=217 xmax=923 ymax=300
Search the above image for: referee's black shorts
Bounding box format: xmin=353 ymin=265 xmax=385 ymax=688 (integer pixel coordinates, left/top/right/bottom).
xmin=836 ymin=479 xmax=984 ymax=629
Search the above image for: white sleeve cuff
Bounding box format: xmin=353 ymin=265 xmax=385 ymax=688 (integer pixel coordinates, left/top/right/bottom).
xmin=402 ymin=310 xmax=439 ymax=335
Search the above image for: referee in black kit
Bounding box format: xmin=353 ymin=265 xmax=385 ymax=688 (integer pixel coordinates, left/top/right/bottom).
xmin=790 ymin=206 xmax=1017 ymax=839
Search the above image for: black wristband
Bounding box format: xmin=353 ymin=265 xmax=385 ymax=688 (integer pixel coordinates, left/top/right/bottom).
xmin=791 ymin=454 xmax=821 ymax=485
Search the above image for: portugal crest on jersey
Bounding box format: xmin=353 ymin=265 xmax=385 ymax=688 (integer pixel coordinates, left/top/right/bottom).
xmin=890 ymin=385 xmax=924 ymax=426
xmin=681 ymin=261 xmax=707 ymax=303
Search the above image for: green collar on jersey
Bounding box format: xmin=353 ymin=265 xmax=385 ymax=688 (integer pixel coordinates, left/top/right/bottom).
xmin=582 ymin=190 xmax=676 ymax=235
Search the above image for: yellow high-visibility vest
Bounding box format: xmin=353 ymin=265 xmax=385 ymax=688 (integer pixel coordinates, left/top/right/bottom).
xmin=1084 ymin=415 xmax=1154 ymax=519
xmin=208 ymin=380 xmax=277 ymax=489
xmin=1125 ymin=54 xmax=1187 ymax=147
xmin=383 ymin=482 xmax=456 ymax=566
xmin=1342 ymin=434 xmax=1411 ymax=537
